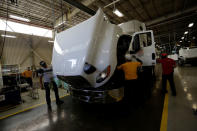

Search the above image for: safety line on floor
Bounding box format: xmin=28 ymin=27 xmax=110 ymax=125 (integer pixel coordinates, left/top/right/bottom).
xmin=160 ymin=83 xmax=170 ymax=131
xmin=0 ymin=94 xmax=69 ymax=120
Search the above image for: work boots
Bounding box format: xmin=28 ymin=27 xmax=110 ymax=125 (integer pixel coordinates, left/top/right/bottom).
xmin=56 ymin=100 xmax=64 ymax=105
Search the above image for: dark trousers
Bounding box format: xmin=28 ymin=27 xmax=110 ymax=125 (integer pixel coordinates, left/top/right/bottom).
xmin=44 ymin=81 xmax=60 ymax=106
xmin=124 ymin=79 xmax=137 ymax=102
xmin=26 ymin=77 xmax=33 ymax=87
xmin=162 ymin=72 xmax=176 ymax=95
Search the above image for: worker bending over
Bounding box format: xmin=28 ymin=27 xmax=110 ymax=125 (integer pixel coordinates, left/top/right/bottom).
xmin=38 ymin=61 xmax=64 ymax=109
xmin=157 ymin=53 xmax=176 ymax=96
xmin=117 ymin=54 xmax=142 ymax=102
xmin=22 ymin=67 xmax=33 ymax=88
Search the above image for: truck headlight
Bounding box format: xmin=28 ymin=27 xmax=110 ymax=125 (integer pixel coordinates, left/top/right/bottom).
xmin=96 ymin=65 xmax=111 ymax=83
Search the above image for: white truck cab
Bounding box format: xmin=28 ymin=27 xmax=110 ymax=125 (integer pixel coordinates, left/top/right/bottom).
xmin=178 ymin=46 xmax=197 ymax=66
xmin=52 ymin=9 xmax=155 ymax=103
xmin=119 ymin=21 xmax=156 ymax=66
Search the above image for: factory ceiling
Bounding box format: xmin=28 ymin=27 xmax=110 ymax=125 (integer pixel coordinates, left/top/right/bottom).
xmin=0 ymin=0 xmax=197 ymax=45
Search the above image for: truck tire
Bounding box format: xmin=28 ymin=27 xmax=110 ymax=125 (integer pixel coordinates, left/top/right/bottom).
xmin=178 ymin=59 xmax=184 ymax=66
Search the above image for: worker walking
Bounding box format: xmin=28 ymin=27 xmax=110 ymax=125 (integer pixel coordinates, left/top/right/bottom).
xmin=157 ymin=53 xmax=177 ymax=96
xmin=22 ymin=67 xmax=33 ymax=88
xmin=38 ymin=61 xmax=64 ymax=109
xmin=117 ymin=54 xmax=142 ymax=103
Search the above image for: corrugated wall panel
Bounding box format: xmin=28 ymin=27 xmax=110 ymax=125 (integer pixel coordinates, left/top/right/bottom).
xmin=0 ymin=31 xmax=53 ymax=72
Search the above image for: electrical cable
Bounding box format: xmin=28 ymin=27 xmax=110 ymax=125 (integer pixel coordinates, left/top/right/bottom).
xmin=0 ymin=1 xmax=9 ymax=60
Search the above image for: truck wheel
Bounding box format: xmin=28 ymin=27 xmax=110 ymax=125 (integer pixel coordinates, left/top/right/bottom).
xmin=178 ymin=59 xmax=184 ymax=66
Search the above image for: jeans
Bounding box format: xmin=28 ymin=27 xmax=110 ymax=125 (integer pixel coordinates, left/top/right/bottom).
xmin=26 ymin=77 xmax=33 ymax=87
xmin=44 ymin=81 xmax=60 ymax=106
xmin=162 ymin=72 xmax=176 ymax=95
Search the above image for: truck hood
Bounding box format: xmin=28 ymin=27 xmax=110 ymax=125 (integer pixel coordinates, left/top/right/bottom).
xmin=52 ymin=9 xmax=121 ymax=87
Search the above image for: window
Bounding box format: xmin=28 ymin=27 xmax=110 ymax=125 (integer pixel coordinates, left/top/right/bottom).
xmin=0 ymin=19 xmax=52 ymax=38
xmin=133 ymin=32 xmax=152 ymax=49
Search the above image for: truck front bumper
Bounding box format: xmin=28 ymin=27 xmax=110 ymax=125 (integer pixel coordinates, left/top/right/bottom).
xmin=70 ymin=87 xmax=124 ymax=103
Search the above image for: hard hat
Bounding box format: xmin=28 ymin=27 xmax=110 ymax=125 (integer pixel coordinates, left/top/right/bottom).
xmin=161 ymin=53 xmax=168 ymax=56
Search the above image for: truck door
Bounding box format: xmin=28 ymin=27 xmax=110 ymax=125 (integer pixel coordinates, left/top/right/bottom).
xmin=129 ymin=30 xmax=156 ymax=66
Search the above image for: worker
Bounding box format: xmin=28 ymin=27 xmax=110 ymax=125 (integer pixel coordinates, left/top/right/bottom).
xmin=117 ymin=54 xmax=142 ymax=102
xmin=22 ymin=67 xmax=33 ymax=88
xmin=38 ymin=61 xmax=64 ymax=109
xmin=157 ymin=53 xmax=177 ymax=96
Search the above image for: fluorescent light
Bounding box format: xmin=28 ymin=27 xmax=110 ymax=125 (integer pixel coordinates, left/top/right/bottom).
xmin=188 ymin=41 xmax=191 ymax=42
xmin=9 ymin=15 xmax=30 ymax=22
xmin=1 ymin=34 xmax=16 ymax=38
xmin=184 ymin=31 xmax=188 ymax=34
xmin=113 ymin=9 xmax=124 ymax=17
xmin=181 ymin=37 xmax=184 ymax=39
xmin=188 ymin=23 xmax=194 ymax=27
xmin=179 ymin=41 xmax=182 ymax=42
xmin=48 ymin=40 xmax=54 ymax=43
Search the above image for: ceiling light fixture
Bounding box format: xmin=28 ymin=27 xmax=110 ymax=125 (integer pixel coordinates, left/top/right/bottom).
xmin=188 ymin=23 xmax=194 ymax=27
xmin=113 ymin=9 xmax=124 ymax=17
xmin=179 ymin=40 xmax=182 ymax=42
xmin=9 ymin=15 xmax=30 ymax=22
xmin=184 ymin=31 xmax=188 ymax=34
xmin=1 ymin=34 xmax=16 ymax=38
xmin=181 ymin=37 xmax=184 ymax=39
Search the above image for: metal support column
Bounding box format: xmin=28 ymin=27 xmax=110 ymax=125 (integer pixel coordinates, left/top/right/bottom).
xmin=169 ymin=33 xmax=171 ymax=53
xmin=29 ymin=36 xmax=35 ymax=69
xmin=0 ymin=62 xmax=3 ymax=89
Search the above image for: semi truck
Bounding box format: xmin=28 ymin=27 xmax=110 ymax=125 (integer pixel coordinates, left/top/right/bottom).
xmin=52 ymin=9 xmax=156 ymax=103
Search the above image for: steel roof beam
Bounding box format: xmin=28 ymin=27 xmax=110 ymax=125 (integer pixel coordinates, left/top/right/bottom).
xmin=55 ymin=0 xmax=96 ymax=28
xmin=146 ymin=5 xmax=197 ymax=26
xmin=62 ymin=0 xmax=95 ymax=15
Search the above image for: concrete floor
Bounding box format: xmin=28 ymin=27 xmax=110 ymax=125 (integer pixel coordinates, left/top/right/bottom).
xmin=0 ymin=88 xmax=68 ymax=118
xmin=0 ymin=80 xmax=164 ymax=131
xmin=0 ymin=65 xmax=197 ymax=131
xmin=167 ymin=66 xmax=197 ymax=131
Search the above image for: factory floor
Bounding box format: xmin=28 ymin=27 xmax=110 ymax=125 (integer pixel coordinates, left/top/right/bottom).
xmin=0 ymin=65 xmax=197 ymax=131
xmin=0 ymin=88 xmax=68 ymax=118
